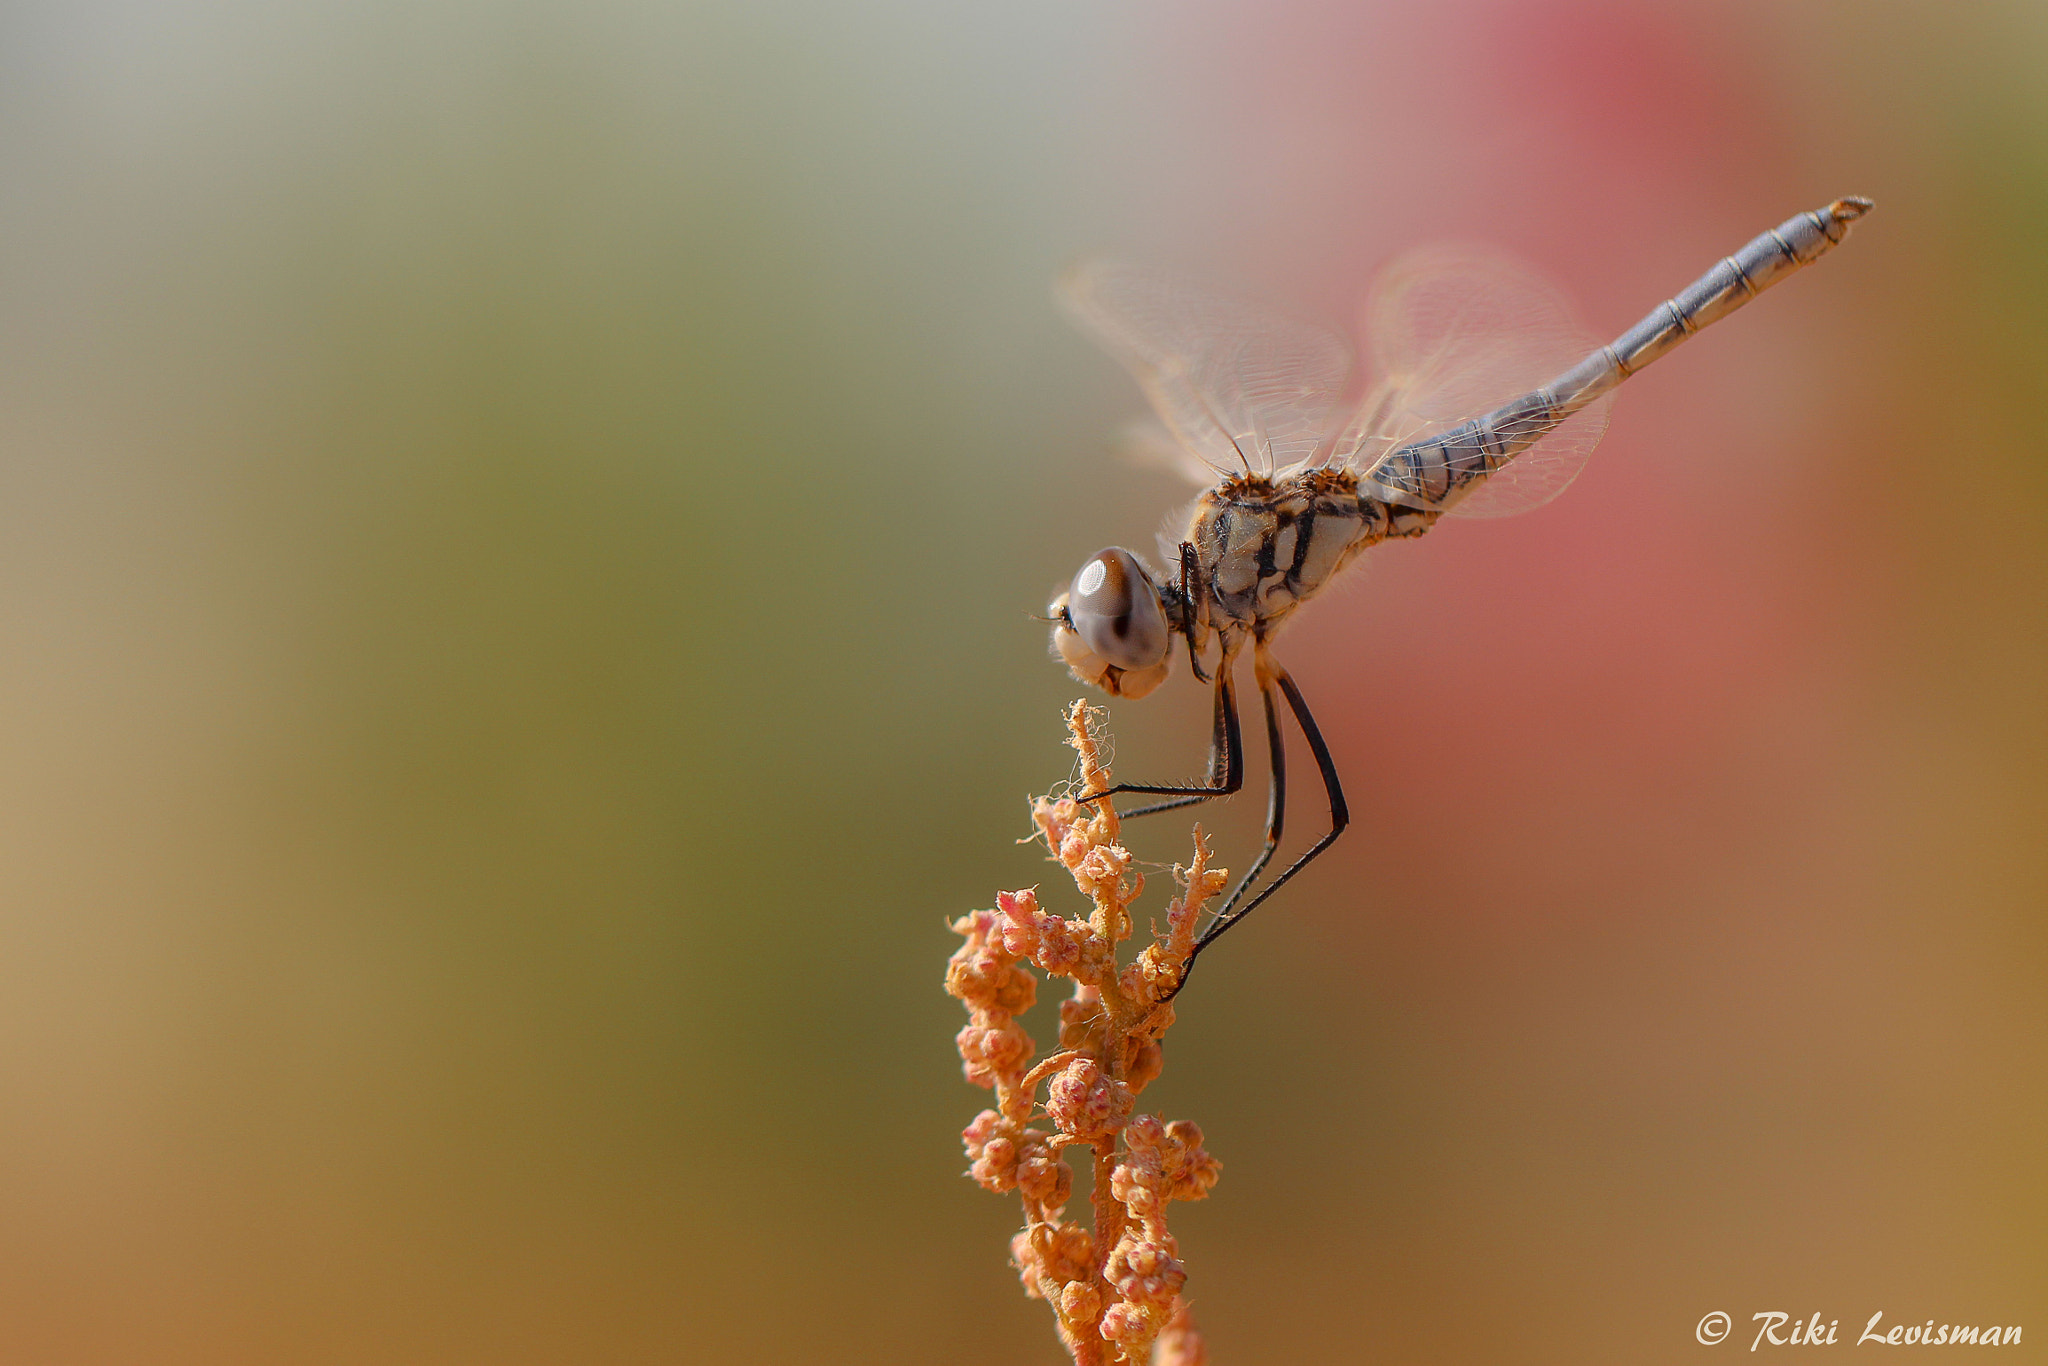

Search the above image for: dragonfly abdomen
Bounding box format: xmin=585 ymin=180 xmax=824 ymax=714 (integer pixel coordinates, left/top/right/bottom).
xmin=1603 ymin=196 xmax=1873 ymax=378
xmin=1360 ymin=391 xmax=1566 ymax=511
xmin=1364 ymin=197 xmax=1873 ymax=515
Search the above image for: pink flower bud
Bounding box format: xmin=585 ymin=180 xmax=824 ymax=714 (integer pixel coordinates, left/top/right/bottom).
xmin=978 ymin=1023 xmax=1033 ymax=1074
xmin=1099 ymin=1302 xmax=1148 ymax=1343
xmin=1107 ymin=1233 xmax=1185 ymax=1305
xmin=1010 ymin=1228 xmax=1048 ymax=1298
xmin=1044 ymin=1057 xmax=1132 ymax=1143
xmin=969 ymin=1135 xmax=1019 ymax=1193
xmin=960 ymin=1109 xmax=1006 ymax=1157
xmin=1016 ymin=1147 xmax=1073 ymax=1211
xmin=1125 ymin=1114 xmax=1166 ymax=1147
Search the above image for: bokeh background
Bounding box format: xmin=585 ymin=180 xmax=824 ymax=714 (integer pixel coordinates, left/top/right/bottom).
xmin=0 ymin=1 xmax=2041 ymax=1361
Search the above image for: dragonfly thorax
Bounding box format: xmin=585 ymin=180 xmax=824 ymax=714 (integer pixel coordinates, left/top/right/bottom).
xmin=1050 ymin=472 xmax=1444 ymax=699
xmin=1189 ymin=469 xmax=1438 ymax=632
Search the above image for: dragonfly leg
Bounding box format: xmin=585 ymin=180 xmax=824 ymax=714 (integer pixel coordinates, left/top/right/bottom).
xmin=1208 ymin=654 xmax=1289 ymax=920
xmin=1078 ymin=636 xmax=1242 ymax=817
xmin=1177 ymin=542 xmax=1211 ymax=685
xmin=1181 ymin=647 xmax=1349 ymax=977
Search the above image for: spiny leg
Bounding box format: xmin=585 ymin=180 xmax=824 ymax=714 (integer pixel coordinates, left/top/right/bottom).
xmin=1177 ymin=542 xmax=1210 ymax=685
xmin=1183 ymin=648 xmax=1349 ymax=975
xmin=1210 ymin=658 xmax=1288 ymax=920
xmin=1079 ymin=637 xmax=1242 ymax=818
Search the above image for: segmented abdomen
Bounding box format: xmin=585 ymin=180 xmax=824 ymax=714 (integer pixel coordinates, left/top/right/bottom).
xmin=1362 ymin=197 xmax=1872 ymax=510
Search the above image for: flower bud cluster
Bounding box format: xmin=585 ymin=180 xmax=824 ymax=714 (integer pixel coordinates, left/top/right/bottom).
xmin=947 ymin=705 xmax=1222 ymax=1366
xmin=995 ymin=888 xmax=1116 ymax=984
xmin=1044 ymin=1057 xmax=1133 ymax=1144
xmin=1012 ymin=1219 xmax=1095 ymax=1299
xmin=945 ymin=907 xmax=1038 ymax=1111
xmin=961 ymin=1110 xmax=1074 ymax=1216
xmin=1127 ymin=857 xmax=1228 ymax=1002
xmin=1093 ymin=1114 xmax=1220 ymax=1355
xmin=1055 ymin=984 xmax=1161 ymax=1101
xmin=1109 ymin=1116 xmax=1221 ymax=1216
xmin=1031 ymin=794 xmax=1141 ymax=943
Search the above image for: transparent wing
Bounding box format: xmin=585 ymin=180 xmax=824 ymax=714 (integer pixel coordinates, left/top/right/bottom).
xmin=1334 ymin=244 xmax=1612 ymax=518
xmin=1061 ymin=260 xmax=1354 ymax=478
xmin=1117 ymin=417 xmax=1220 ymax=489
xmin=1450 ymin=400 xmax=1609 ymax=518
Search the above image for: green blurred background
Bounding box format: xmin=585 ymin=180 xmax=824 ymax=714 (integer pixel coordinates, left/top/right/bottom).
xmin=0 ymin=1 xmax=2040 ymax=1361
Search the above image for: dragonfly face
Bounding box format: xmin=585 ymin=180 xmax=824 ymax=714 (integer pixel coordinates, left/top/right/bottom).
xmin=1049 ymin=547 xmax=1173 ymax=699
xmin=1048 ymin=198 xmax=1873 ymax=1000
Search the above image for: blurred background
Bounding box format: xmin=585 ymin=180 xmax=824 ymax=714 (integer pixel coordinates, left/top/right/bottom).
xmin=0 ymin=0 xmax=2041 ymax=1361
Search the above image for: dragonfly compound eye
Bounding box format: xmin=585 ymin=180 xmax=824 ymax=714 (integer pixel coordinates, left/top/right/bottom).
xmin=1068 ymin=548 xmax=1168 ymax=672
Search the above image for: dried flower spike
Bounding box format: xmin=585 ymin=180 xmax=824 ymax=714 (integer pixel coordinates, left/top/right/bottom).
xmin=946 ymin=702 xmax=1226 ymax=1365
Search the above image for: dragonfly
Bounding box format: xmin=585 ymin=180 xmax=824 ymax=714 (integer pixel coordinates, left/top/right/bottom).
xmin=1047 ymin=196 xmax=1873 ymax=992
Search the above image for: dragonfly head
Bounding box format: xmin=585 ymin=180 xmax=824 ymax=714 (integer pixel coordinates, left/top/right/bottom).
xmin=1049 ymin=547 xmax=1172 ymax=699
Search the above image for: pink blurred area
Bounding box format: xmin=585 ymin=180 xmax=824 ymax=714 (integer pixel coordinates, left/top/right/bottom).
xmin=1196 ymin=0 xmax=1896 ymax=900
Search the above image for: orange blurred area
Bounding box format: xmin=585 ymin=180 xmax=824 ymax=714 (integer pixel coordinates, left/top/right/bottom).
xmin=0 ymin=1 xmax=2040 ymax=1362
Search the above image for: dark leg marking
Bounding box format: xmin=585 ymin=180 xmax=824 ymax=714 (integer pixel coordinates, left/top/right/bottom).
xmin=1211 ymin=661 xmax=1288 ymax=922
xmin=1178 ymin=541 xmax=1210 ymax=685
xmin=1081 ymin=637 xmax=1244 ymax=819
xmin=1162 ymin=648 xmax=1349 ymax=1000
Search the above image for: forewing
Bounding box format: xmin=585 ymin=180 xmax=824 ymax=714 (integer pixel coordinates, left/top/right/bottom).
xmin=1117 ymin=417 xmax=1219 ymax=489
xmin=1061 ymin=260 xmax=1353 ymax=477
xmin=1337 ymin=244 xmax=1612 ymax=518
